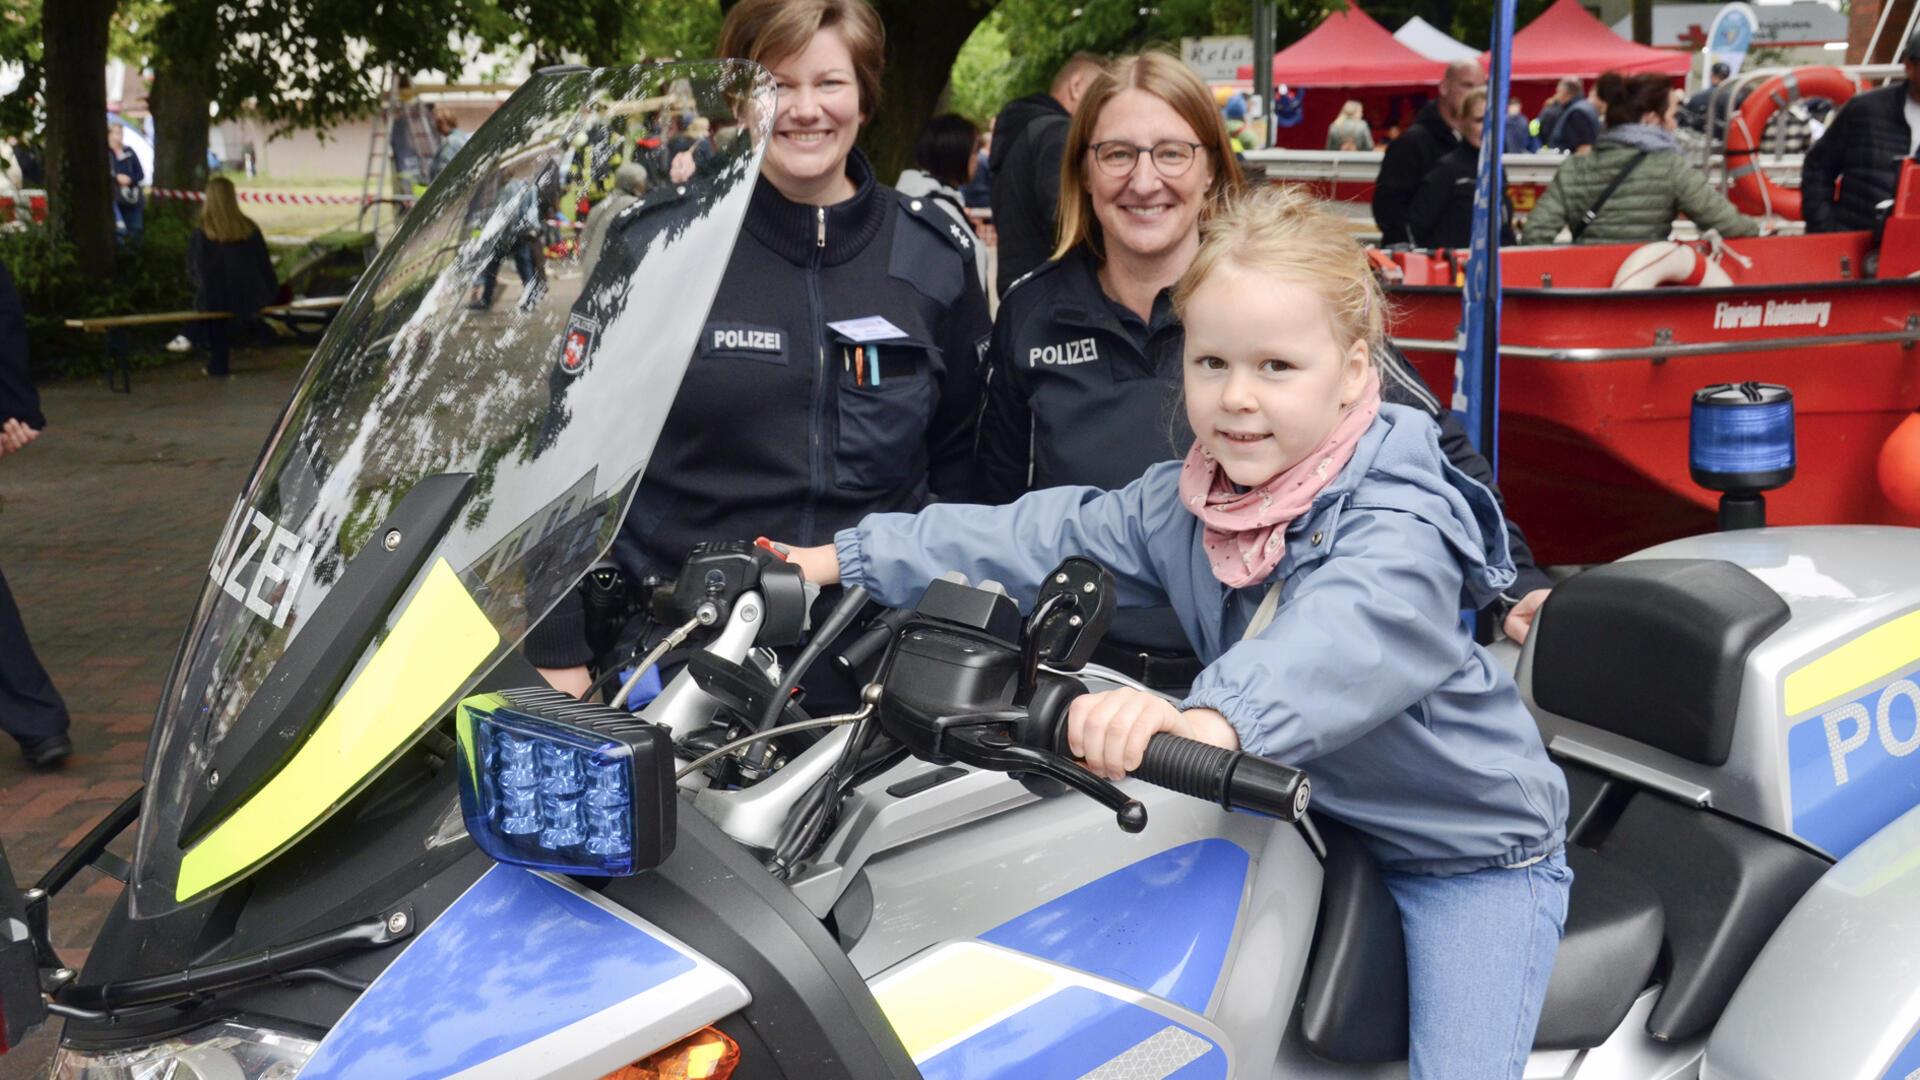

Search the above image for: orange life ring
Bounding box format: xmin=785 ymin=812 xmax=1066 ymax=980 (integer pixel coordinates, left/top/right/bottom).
xmin=1725 ymin=66 xmax=1856 ymax=220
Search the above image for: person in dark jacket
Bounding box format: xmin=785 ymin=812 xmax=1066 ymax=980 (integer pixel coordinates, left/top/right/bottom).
xmin=1548 ymin=83 xmax=1602 ymax=153
xmin=108 ymin=121 xmax=145 ymax=243
xmin=1801 ymin=32 xmax=1919 ymax=236
xmin=531 ymin=0 xmax=990 ymax=697
xmin=1372 ymin=59 xmax=1484 ymax=245
xmin=1681 ymin=61 xmax=1731 ymax=137
xmin=188 ymin=176 xmax=279 ymax=377
xmin=1410 ymin=89 xmax=1517 ymax=250
xmin=0 ymin=258 xmax=73 ymax=768
xmin=977 ymin=58 xmax=1552 ymax=683
xmin=989 ymin=52 xmax=1104 ymax=296
xmin=1534 ymin=77 xmax=1581 ymax=151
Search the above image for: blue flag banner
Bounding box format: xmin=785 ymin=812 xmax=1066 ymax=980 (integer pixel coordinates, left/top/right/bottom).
xmin=1454 ymin=0 xmax=1517 ymax=473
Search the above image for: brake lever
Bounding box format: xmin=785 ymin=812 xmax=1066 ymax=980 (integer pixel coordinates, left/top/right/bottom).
xmin=946 ymin=726 xmax=1147 ymax=833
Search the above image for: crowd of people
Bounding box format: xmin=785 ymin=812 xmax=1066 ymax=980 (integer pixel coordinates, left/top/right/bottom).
xmin=1358 ymin=31 xmax=1920 ymax=249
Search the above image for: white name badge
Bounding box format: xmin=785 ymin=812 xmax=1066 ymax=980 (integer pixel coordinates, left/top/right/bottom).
xmin=828 ymin=316 xmax=911 ymax=343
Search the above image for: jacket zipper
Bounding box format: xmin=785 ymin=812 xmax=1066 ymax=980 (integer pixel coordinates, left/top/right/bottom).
xmin=802 ymin=206 xmax=828 ymax=542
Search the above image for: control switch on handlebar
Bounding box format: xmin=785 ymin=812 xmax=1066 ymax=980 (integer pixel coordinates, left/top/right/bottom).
xmin=653 ymin=541 xmax=808 ymax=646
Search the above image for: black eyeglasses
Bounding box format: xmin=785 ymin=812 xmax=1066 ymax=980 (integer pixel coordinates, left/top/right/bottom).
xmin=1087 ymin=140 xmax=1206 ymax=178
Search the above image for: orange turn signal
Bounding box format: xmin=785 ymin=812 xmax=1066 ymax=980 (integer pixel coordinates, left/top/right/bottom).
xmin=599 ymin=1026 xmax=741 ymax=1080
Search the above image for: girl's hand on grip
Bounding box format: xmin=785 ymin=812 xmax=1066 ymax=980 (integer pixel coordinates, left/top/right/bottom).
xmin=1067 ymin=688 xmax=1238 ymax=781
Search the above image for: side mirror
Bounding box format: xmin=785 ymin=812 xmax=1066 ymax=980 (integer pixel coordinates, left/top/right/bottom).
xmin=1 ymin=841 xmax=48 ymax=1054
xmin=1025 ymin=557 xmax=1117 ymax=675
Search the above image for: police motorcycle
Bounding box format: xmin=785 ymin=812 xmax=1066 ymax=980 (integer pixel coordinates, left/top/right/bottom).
xmin=8 ymin=61 xmax=1920 ymax=1080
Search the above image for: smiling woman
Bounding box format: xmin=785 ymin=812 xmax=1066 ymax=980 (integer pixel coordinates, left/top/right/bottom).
xmin=528 ymin=0 xmax=992 ymax=709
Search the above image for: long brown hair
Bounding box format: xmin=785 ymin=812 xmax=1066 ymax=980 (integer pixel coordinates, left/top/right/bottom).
xmin=199 ymin=176 xmax=259 ymax=244
xmin=1051 ymin=50 xmax=1246 ymax=262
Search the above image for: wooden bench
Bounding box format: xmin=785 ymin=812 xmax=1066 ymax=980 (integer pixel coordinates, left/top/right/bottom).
xmin=64 ymin=297 xmax=347 ymax=391
xmin=63 ymin=311 xmax=231 ymax=393
xmin=257 ymin=296 xmax=347 ymax=341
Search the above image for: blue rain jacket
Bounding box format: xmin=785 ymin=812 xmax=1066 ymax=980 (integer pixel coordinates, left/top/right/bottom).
xmin=837 ymin=404 xmax=1568 ymax=874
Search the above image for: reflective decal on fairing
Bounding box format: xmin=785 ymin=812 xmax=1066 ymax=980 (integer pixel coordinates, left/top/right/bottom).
xmin=1882 ymin=1024 xmax=1920 ymax=1080
xmin=980 ymin=838 xmax=1248 ymax=1013
xmin=870 ymin=941 xmax=1228 ymax=1080
xmin=302 ymin=866 xmax=746 ymax=1080
xmin=1784 ymin=611 xmax=1920 ymax=858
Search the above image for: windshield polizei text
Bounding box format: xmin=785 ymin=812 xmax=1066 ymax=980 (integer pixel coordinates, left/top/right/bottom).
xmin=208 ymin=505 xmax=316 ymax=630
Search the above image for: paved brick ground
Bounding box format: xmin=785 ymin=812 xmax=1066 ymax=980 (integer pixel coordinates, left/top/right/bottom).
xmin=1 ymin=347 xmax=308 ymax=1078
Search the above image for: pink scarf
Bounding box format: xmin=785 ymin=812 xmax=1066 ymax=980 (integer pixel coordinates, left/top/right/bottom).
xmin=1179 ymin=368 xmax=1383 ymax=588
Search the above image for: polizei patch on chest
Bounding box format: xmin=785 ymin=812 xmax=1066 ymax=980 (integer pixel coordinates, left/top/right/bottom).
xmin=712 ymin=328 xmax=783 ymax=352
xmin=1029 ymin=337 xmax=1100 ymax=367
xmin=1712 ymin=298 xmax=1832 ymax=331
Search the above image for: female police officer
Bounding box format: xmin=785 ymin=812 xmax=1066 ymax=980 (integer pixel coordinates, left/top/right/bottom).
xmin=973 ymin=53 xmax=1551 ymax=685
xmin=530 ymin=0 xmax=990 ymax=694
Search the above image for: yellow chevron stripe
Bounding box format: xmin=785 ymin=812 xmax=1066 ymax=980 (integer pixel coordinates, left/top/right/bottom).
xmin=1783 ymin=608 xmax=1920 ymax=717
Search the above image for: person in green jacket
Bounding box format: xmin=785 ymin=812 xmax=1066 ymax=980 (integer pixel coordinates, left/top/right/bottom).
xmin=1521 ymin=72 xmax=1761 ymax=246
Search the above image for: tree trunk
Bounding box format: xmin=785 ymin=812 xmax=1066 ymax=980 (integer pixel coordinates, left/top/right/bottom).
xmin=149 ymin=0 xmax=219 ymax=224
xmin=864 ymin=0 xmax=989 ymax=182
xmin=42 ymin=0 xmax=118 ymax=277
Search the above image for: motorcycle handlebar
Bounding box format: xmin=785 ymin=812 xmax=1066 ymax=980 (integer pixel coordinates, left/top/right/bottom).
xmin=835 ymin=606 xmax=916 ymax=673
xmin=1130 ymin=733 xmax=1312 ymax=823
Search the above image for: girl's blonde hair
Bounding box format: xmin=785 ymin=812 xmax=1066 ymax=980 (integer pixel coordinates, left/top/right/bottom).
xmin=199 ymin=176 xmax=259 ymax=244
xmin=1174 ymin=185 xmax=1386 ymax=357
xmin=1052 ymin=50 xmax=1246 ymax=262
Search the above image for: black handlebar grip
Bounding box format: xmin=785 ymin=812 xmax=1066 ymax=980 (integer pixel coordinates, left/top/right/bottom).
xmin=1133 ymin=735 xmax=1311 ymax=822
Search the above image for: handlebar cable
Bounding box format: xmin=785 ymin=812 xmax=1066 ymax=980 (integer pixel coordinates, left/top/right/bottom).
xmin=674 ymin=706 xmax=870 ymax=781
xmin=742 ymin=585 xmax=870 ymax=765
xmin=768 ymin=686 xmax=885 ymax=878
xmin=611 ymin=614 xmax=704 ymax=710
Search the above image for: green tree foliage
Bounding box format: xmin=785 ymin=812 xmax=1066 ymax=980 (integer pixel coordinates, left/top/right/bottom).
xmin=958 ymin=0 xmax=1339 ymax=123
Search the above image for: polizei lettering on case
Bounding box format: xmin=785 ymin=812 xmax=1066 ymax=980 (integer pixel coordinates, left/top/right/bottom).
xmin=1029 ymin=337 xmax=1100 ymax=367
xmin=208 ymin=506 xmax=317 ymax=630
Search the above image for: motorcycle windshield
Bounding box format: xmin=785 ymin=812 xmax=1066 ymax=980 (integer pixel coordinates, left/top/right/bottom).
xmin=129 ymin=62 xmax=775 ymax=917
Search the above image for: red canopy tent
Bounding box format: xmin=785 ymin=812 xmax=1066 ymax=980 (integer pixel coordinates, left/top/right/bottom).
xmin=1508 ymin=0 xmax=1692 ymax=79
xmin=1234 ymin=3 xmax=1449 ymax=149
xmin=1236 ymin=2 xmax=1449 ymax=87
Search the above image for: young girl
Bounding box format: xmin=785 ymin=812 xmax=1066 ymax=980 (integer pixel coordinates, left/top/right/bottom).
xmin=787 ymin=186 xmax=1571 ymax=1078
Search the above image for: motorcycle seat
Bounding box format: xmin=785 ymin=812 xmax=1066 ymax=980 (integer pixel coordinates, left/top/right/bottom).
xmin=1299 ymin=820 xmax=1665 ymax=1062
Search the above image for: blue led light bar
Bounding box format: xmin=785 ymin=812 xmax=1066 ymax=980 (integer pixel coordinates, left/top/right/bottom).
xmin=455 ymin=689 xmax=676 ymax=876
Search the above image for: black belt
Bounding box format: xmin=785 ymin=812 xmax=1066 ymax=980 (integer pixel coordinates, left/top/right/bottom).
xmin=1090 ymin=642 xmax=1205 ymax=691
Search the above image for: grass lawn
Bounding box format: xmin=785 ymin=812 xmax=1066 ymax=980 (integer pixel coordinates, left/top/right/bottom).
xmin=208 ymin=172 xmax=395 ymax=241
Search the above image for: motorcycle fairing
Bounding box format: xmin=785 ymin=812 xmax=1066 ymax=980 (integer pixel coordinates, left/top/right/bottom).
xmin=977 ymin=838 xmax=1248 ymax=1014
xmin=128 ymin=61 xmax=778 ymax=916
xmin=1700 ymin=802 xmax=1920 ymax=1080
xmin=1780 ymin=607 xmax=1920 ymax=856
xmin=870 ymin=940 xmax=1231 ymax=1079
xmin=299 ymin=865 xmax=748 ymax=1079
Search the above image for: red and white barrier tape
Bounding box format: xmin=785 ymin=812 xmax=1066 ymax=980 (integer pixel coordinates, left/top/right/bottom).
xmin=148 ymin=187 xmax=416 ymax=206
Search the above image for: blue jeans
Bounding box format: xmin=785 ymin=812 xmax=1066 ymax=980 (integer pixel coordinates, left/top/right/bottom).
xmin=1381 ymin=850 xmax=1572 ymax=1080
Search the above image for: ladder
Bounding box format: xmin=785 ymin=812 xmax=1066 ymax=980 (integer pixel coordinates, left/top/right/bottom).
xmin=357 ymin=70 xmax=440 ymax=241
xmin=1862 ymin=0 xmax=1918 ymax=65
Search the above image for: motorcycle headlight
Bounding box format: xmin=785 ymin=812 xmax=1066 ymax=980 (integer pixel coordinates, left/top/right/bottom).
xmin=49 ymin=1020 xmax=317 ymax=1080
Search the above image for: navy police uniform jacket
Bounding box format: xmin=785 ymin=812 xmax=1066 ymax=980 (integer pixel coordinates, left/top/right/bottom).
xmin=524 ymin=150 xmax=989 ymax=666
